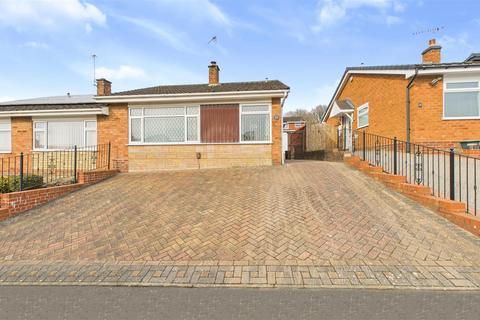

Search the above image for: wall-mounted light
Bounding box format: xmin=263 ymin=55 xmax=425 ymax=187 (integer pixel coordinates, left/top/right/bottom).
xmin=418 ymin=102 xmax=423 ymax=108
xmin=430 ymin=77 xmax=442 ymax=86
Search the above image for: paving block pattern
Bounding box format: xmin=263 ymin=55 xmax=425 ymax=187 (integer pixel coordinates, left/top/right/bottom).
xmin=0 ymin=161 xmax=479 ymax=289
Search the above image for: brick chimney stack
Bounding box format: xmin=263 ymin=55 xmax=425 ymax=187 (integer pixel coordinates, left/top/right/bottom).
xmin=422 ymin=39 xmax=441 ymax=64
xmin=96 ymin=78 xmax=112 ymax=96
xmin=208 ymin=61 xmax=220 ymax=85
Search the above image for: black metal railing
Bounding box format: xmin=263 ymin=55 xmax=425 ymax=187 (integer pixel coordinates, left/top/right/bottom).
xmin=0 ymin=143 xmax=111 ymax=194
xmin=351 ymin=131 xmax=478 ymax=216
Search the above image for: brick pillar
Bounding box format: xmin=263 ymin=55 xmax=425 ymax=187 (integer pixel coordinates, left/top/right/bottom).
xmin=271 ymin=97 xmax=282 ymax=165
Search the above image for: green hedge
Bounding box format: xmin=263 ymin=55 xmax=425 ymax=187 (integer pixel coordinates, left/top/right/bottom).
xmin=0 ymin=175 xmax=44 ymax=193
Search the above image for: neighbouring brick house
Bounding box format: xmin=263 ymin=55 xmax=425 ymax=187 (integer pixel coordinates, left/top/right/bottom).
xmin=282 ymin=116 xmax=306 ymax=132
xmin=322 ymin=39 xmax=480 ymax=155
xmin=0 ymin=62 xmax=289 ymax=172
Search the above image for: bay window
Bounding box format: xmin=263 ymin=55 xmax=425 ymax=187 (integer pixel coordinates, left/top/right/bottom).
xmin=33 ymin=120 xmax=97 ymax=150
xmin=444 ymin=81 xmax=480 ymax=119
xmin=240 ymin=105 xmax=271 ymax=142
xmin=129 ymin=106 xmax=200 ymax=144
xmin=0 ymin=118 xmax=11 ymax=153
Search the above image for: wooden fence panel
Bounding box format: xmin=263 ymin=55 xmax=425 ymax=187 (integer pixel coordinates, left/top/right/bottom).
xmin=305 ymin=123 xmax=337 ymax=152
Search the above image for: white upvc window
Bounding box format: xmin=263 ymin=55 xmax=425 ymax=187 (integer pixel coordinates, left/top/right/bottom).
xmin=129 ymin=106 xmax=200 ymax=144
xmin=357 ymin=103 xmax=369 ymax=128
xmin=240 ymin=104 xmax=271 ymax=143
xmin=0 ymin=118 xmax=11 ymax=153
xmin=444 ymin=80 xmax=480 ymax=119
xmin=33 ymin=119 xmax=97 ymax=150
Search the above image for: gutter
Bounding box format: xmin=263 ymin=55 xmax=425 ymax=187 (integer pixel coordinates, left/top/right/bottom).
xmin=280 ymin=90 xmax=289 ymax=165
xmin=406 ymin=68 xmax=418 ymax=149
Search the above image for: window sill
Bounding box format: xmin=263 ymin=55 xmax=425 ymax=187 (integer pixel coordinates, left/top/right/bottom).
xmin=0 ymin=151 xmax=12 ymax=154
xmin=127 ymin=142 xmax=273 ymax=146
xmin=357 ymin=124 xmax=369 ymax=129
xmin=442 ymin=117 xmax=480 ymax=121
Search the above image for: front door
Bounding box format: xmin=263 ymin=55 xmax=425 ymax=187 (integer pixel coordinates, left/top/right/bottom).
xmin=342 ymin=116 xmax=352 ymax=151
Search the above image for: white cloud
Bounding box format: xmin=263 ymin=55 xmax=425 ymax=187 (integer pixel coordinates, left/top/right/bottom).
xmin=0 ymin=96 xmax=15 ymax=103
xmin=96 ymin=65 xmax=146 ymax=81
xmin=385 ymin=15 xmax=403 ymax=26
xmin=313 ymin=0 xmax=403 ymax=31
xmin=0 ymin=0 xmax=106 ymax=32
xmin=21 ymin=41 xmax=49 ymax=49
xmin=117 ymin=15 xmax=193 ymax=53
xmin=439 ymin=33 xmax=472 ymax=50
xmin=156 ymin=0 xmax=231 ymax=26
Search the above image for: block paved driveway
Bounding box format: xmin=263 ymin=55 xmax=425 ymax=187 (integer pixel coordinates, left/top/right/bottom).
xmin=0 ymin=161 xmax=479 ymax=289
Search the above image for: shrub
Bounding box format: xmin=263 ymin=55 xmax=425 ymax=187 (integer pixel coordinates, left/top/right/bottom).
xmin=0 ymin=175 xmax=44 ymax=193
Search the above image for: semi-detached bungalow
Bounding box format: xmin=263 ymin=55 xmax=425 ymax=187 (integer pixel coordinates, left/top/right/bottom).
xmin=0 ymin=62 xmax=290 ymax=172
xmin=322 ymin=39 xmax=480 ymax=155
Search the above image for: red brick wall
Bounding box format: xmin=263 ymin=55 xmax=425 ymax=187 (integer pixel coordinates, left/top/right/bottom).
xmin=410 ymin=76 xmax=480 ymax=150
xmin=78 ymin=169 xmax=118 ymax=185
xmin=271 ymin=97 xmax=282 ymax=165
xmin=97 ymin=104 xmax=129 ymax=172
xmin=0 ymin=184 xmax=82 ymax=219
xmin=336 ymin=74 xmax=408 ymax=140
xmin=0 ymin=169 xmax=118 ymax=221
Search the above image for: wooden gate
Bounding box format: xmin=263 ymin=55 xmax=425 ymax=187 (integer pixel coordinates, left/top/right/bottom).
xmin=288 ymin=131 xmax=305 ymax=159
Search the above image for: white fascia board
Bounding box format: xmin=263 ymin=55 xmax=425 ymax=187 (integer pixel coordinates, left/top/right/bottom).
xmin=348 ymin=69 xmax=414 ymax=77
xmin=95 ymin=90 xmax=289 ymax=104
xmin=417 ymin=67 xmax=480 ymax=76
xmin=0 ymin=107 xmax=109 ymax=118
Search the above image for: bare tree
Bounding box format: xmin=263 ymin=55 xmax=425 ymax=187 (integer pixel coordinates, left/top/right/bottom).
xmin=284 ymin=105 xmax=328 ymax=124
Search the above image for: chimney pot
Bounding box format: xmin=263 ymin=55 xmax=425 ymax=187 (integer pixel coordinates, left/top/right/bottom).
xmin=208 ymin=61 xmax=220 ymax=85
xmin=96 ymin=78 xmax=112 ymax=96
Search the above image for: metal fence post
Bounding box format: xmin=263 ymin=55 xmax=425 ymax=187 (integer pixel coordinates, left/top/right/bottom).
xmin=19 ymin=152 xmax=24 ymax=191
xmin=362 ymin=131 xmax=366 ymax=161
xmin=393 ymin=137 xmax=398 ymax=175
xmin=449 ymin=148 xmax=455 ymax=201
xmin=108 ymin=142 xmax=111 ymax=170
xmin=73 ymin=145 xmax=78 ymax=183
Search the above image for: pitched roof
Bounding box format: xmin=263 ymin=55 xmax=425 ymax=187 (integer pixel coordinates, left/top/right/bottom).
xmin=0 ymin=95 xmax=104 ymax=111
xmin=0 ymin=95 xmax=95 ymax=105
xmin=283 ymin=116 xmax=304 ymax=122
xmin=465 ymin=53 xmax=480 ymax=62
xmin=113 ymin=80 xmax=289 ymax=96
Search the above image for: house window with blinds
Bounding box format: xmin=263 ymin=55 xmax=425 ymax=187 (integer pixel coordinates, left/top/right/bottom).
xmin=129 ymin=106 xmax=200 ymax=144
xmin=240 ymin=105 xmax=271 ymax=142
xmin=33 ymin=119 xmax=97 ymax=150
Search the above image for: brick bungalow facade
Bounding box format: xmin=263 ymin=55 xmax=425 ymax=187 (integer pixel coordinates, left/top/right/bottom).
xmin=0 ymin=62 xmax=289 ymax=172
xmin=322 ymin=39 xmax=480 ymax=155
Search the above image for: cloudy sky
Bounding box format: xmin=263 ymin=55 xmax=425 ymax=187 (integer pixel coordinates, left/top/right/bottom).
xmin=0 ymin=0 xmax=479 ymax=111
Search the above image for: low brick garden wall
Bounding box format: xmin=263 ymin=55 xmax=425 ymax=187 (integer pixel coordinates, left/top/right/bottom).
xmin=345 ymin=155 xmax=480 ymax=237
xmin=0 ymin=169 xmax=118 ymax=221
